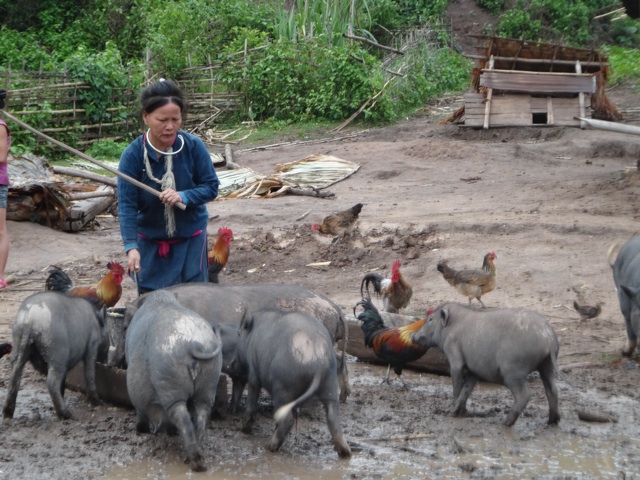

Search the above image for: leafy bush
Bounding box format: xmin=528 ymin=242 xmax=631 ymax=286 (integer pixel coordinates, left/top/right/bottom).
xmin=602 ymin=46 xmax=640 ymax=87
xmin=476 ymin=0 xmax=506 ymax=15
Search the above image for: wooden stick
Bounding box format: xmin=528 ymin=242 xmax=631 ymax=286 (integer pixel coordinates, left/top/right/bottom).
xmin=1 ymin=109 xmax=186 ymax=210
xmin=52 ymin=166 xmax=117 ymax=187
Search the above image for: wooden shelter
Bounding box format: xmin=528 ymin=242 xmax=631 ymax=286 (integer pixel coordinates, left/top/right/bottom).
xmin=460 ymin=36 xmax=621 ymax=128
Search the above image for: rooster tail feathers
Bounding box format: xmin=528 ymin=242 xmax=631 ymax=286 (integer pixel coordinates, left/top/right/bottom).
xmin=45 ymin=267 xmax=73 ymax=292
xmin=436 ymin=261 xmax=456 ymax=284
xmin=350 ymin=203 xmax=364 ymax=217
xmin=360 ymin=273 xmax=383 ymax=298
xmin=354 ymin=298 xmax=386 ymax=347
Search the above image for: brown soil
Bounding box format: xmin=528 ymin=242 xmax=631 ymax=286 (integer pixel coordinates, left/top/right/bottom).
xmin=2 ymin=82 xmax=640 ymax=477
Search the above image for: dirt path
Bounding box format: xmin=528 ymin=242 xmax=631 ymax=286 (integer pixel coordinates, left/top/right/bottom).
xmin=1 ymin=86 xmax=640 ymax=478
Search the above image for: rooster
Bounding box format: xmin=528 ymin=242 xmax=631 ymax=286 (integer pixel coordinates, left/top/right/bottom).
xmin=354 ymin=298 xmax=430 ymax=384
xmin=360 ymin=260 xmax=413 ymax=313
xmin=311 ymin=203 xmax=363 ymax=239
xmin=0 ymin=342 xmax=11 ymax=360
xmin=45 ymin=261 xmax=125 ymax=309
xmin=437 ymin=250 xmax=497 ymax=308
xmin=208 ymin=227 xmax=233 ymax=283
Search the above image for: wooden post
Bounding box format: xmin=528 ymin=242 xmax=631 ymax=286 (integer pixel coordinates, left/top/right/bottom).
xmin=483 ymin=55 xmax=495 ymax=130
xmin=576 ymin=61 xmax=586 ymax=129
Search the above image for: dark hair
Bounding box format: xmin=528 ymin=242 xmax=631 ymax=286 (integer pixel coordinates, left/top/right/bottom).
xmin=0 ymin=90 xmax=6 ymax=110
xmin=140 ymin=79 xmax=185 ymax=115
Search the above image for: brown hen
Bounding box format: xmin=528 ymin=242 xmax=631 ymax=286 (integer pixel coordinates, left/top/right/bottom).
xmin=311 ymin=203 xmax=363 ymax=239
xmin=437 ymin=250 xmax=497 ymax=308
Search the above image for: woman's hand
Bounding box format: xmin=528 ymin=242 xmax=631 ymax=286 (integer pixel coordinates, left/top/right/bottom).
xmin=159 ymin=188 xmax=182 ymax=205
xmin=127 ymin=248 xmax=141 ymax=274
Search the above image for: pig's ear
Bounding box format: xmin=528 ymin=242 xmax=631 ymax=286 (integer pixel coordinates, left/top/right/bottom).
xmin=240 ymin=308 xmax=254 ymax=331
xmin=439 ymin=307 xmax=450 ymax=328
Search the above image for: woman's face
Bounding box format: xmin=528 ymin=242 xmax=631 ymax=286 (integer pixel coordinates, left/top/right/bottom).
xmin=143 ymin=101 xmax=182 ymax=149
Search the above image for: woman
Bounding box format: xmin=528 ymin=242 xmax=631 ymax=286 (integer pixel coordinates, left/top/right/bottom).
xmin=0 ymin=89 xmax=10 ymax=289
xmin=118 ymin=79 xmax=219 ymax=294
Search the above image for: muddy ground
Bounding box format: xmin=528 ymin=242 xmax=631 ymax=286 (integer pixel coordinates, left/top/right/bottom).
xmin=2 ymin=81 xmax=640 ymax=479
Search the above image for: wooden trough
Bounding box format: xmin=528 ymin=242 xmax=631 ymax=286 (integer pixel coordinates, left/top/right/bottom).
xmin=65 ymin=308 xmax=450 ymax=408
xmin=64 ymin=308 xmax=228 ymax=410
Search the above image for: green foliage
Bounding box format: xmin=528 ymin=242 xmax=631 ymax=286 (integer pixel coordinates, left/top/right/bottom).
xmin=273 ymin=0 xmax=374 ymax=46
xmin=388 ymin=45 xmax=472 ymax=114
xmin=602 ymin=46 xmax=640 ymax=87
xmin=608 ymin=18 xmax=640 ymax=48
xmin=64 ymin=43 xmax=128 ymax=123
xmin=394 ymin=0 xmax=447 ymax=25
xmin=85 ymin=139 xmax=129 ymax=161
xmin=496 ymin=0 xmax=614 ymax=46
xmin=0 ymin=27 xmax=54 ymax=70
xmin=476 ymin=0 xmax=505 ymax=15
xmin=221 ymin=41 xmax=381 ymax=122
xmin=496 ymin=1 xmax=541 ymax=40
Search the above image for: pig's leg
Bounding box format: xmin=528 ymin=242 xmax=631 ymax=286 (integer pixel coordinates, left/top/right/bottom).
xmin=452 ymin=374 xmax=477 ymax=417
xmin=229 ymin=376 xmax=247 ymax=413
xmin=539 ymin=360 xmax=560 ymax=425
xmin=46 ymin=365 xmax=72 ymax=419
xmin=323 ymin=399 xmax=351 ymax=458
xmin=622 ymin=317 xmax=638 ymax=356
xmin=2 ymin=344 xmax=30 ymax=418
xmin=503 ymin=378 xmax=531 ymax=427
xmin=192 ymin=399 xmax=211 ymax=444
xmin=83 ymin=347 xmax=102 ymax=406
xmin=267 ymin=404 xmax=295 ymax=452
xmin=166 ymin=402 xmax=206 ymax=472
xmin=241 ymin=380 xmax=260 ymax=433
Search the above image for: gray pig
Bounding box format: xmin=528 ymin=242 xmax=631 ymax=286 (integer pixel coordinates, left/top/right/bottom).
xmin=235 ymin=309 xmax=351 ymax=457
xmin=609 ymin=236 xmax=640 ymax=356
xmin=125 ymin=290 xmax=222 ymax=472
xmin=411 ymin=302 xmax=560 ymax=427
xmin=3 ymin=291 xmax=108 ymax=420
xmin=113 ymin=283 xmax=350 ymax=404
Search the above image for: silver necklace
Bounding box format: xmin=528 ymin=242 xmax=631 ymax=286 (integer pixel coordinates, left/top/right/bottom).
xmin=144 ymin=129 xmax=185 ymax=156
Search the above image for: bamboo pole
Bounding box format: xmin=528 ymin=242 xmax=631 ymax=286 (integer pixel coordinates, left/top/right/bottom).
xmin=1 ymin=109 xmax=186 ymax=210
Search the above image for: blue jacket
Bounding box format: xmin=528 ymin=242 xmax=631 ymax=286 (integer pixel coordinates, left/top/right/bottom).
xmin=117 ymin=131 xmax=219 ymax=252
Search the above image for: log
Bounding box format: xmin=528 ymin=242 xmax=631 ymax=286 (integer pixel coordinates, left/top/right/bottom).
xmin=52 ymin=166 xmax=117 ymax=187
xmin=342 ymin=313 xmax=450 ymax=375
xmin=576 ymin=409 xmax=617 ymax=423
xmin=60 ymin=185 xmax=116 ymax=232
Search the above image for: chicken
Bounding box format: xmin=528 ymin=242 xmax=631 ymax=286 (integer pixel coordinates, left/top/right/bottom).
xmin=437 ymin=250 xmax=497 ymax=308
xmin=360 ymin=260 xmax=413 ymax=313
xmin=573 ymin=300 xmax=602 ymax=322
xmin=45 ymin=261 xmax=125 ymax=309
xmin=311 ymin=203 xmax=363 ymax=239
xmin=208 ymin=227 xmax=233 ymax=283
xmin=0 ymin=342 xmax=11 ymax=360
xmin=354 ymin=298 xmax=430 ymax=384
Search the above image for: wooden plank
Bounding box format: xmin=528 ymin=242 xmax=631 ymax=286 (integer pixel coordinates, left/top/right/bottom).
xmin=61 ymin=185 xmax=115 ymax=232
xmin=576 ymin=61 xmax=587 ymax=129
xmin=480 ymin=70 xmax=596 ymax=93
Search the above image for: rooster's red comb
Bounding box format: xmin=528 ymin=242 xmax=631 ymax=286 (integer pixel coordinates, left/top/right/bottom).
xmin=107 ymin=261 xmax=125 ymax=274
xmin=218 ymin=227 xmax=233 ymax=237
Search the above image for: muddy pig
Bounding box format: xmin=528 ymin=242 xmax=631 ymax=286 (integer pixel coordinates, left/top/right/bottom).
xmin=113 ymin=283 xmax=350 ymax=405
xmin=125 ymin=290 xmax=222 ymax=472
xmin=609 ymin=236 xmax=640 ymax=356
xmin=411 ymin=302 xmax=560 ymax=427
xmin=2 ymin=291 xmax=108 ymax=420
xmin=234 ymin=309 xmax=351 ymax=458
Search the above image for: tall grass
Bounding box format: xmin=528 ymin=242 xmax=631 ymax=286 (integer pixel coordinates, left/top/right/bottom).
xmin=274 ymin=0 xmax=374 ymax=45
